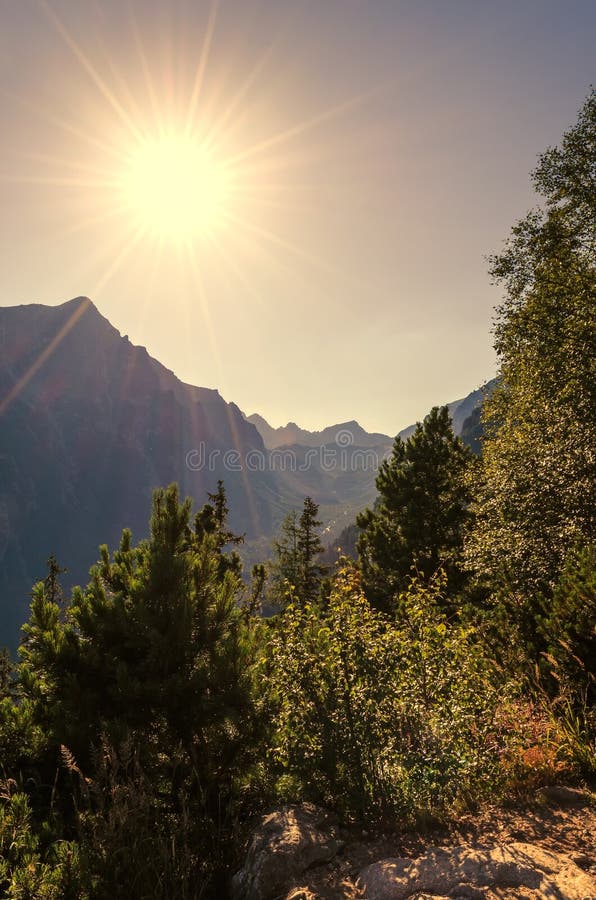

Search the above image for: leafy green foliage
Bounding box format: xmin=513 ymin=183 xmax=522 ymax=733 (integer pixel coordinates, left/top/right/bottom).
xmin=538 ymin=544 xmax=596 ymax=708
xmin=270 ymin=567 xmax=506 ymax=822
xmin=0 ymin=648 xmax=13 ymax=700
xmin=358 ymin=406 xmax=472 ymax=612
xmin=466 ymin=90 xmax=596 ymax=599
xmin=0 ymin=790 xmax=84 ymax=899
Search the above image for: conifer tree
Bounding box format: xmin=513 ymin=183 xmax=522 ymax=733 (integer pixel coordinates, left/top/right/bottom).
xmin=269 ymin=510 xmax=300 ymax=607
xmin=43 ymin=555 xmax=67 ymax=604
xmin=18 ymin=483 xmax=260 ymax=826
xmin=194 ymin=479 xmax=244 ymax=578
xmin=298 ymin=497 xmax=326 ymax=604
xmin=269 ymin=497 xmax=326 ymax=606
xmin=358 ymin=406 xmax=472 ymax=612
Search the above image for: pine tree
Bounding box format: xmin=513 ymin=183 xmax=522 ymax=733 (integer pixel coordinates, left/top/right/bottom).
xmin=269 ymin=510 xmax=300 ymax=607
xmin=297 ymin=497 xmax=326 ymax=604
xmin=11 ymin=482 xmax=270 ymax=895
xmin=43 ymin=555 xmax=67 ymax=604
xmin=269 ymin=497 xmax=326 ymax=606
xmin=18 ymin=483 xmax=261 ymax=825
xmin=357 ymin=406 xmax=472 ymax=612
xmin=194 ymin=479 xmax=244 ymax=578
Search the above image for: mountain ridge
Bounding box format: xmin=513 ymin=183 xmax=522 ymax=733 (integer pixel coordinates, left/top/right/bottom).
xmin=246 ymin=381 xmax=494 ymax=451
xmin=0 ymin=297 xmax=275 ymax=644
xmin=245 ymin=414 xmax=393 ymax=449
xmin=0 ymin=297 xmax=493 ymax=648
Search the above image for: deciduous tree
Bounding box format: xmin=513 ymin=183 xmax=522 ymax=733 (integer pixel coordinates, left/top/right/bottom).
xmin=466 ymin=91 xmax=596 ymax=601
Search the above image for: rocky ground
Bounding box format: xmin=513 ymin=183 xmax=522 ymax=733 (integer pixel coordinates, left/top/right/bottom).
xmin=234 ymin=787 xmax=595 ymax=899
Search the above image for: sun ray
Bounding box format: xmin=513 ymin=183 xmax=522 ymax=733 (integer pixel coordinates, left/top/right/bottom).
xmin=216 ymin=215 xmax=342 ymax=323
xmin=52 ymin=201 xmax=137 ymax=240
xmin=184 ymin=0 xmax=219 ymax=138
xmin=186 ymin=242 xmax=265 ymax=540
xmin=134 ymin=235 xmax=166 ymax=328
xmin=91 ymin=222 xmax=148 ymax=296
xmin=98 ymin=37 xmax=149 ymax=133
xmin=181 ymin=240 xmax=265 ymax=540
xmin=128 ymin=4 xmax=166 ymax=134
xmin=183 ymin=243 xmax=224 ymax=383
xmin=0 ymin=87 xmax=133 ymax=163
xmin=38 ymin=0 xmax=145 ymax=143
xmin=222 ymin=88 xmax=375 ymax=168
xmin=114 ymin=238 xmax=166 ymax=409
xmin=0 ymin=298 xmax=92 ymax=418
xmin=204 ymin=235 xmax=266 ymax=309
xmin=182 ymin=240 xmax=264 ymax=540
xmin=9 ymin=150 xmax=120 ymax=180
xmin=222 ymin=396 xmax=263 ymax=539
xmin=222 ymin=210 xmax=374 ymax=297
xmin=0 ymin=174 xmax=120 ymax=189
xmin=200 ymin=38 xmax=279 ymax=152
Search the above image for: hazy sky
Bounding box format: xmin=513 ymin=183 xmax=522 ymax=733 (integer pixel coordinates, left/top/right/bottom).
xmin=1 ymin=0 xmax=594 ymax=433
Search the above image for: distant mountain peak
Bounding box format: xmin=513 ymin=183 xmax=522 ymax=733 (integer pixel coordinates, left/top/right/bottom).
xmin=246 ymin=413 xmax=393 ymax=450
xmin=247 ymin=382 xmax=497 ymax=452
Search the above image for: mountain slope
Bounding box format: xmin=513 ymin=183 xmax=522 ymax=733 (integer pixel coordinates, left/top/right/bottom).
xmin=0 ymin=297 xmax=276 ymax=644
xmin=0 ymin=297 xmax=494 ymax=648
xmin=395 ymin=383 xmax=495 ymax=442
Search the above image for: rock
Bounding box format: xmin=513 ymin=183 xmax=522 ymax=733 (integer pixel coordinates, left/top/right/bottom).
xmin=540 ymin=785 xmax=593 ymax=807
xmin=358 ymin=842 xmax=596 ymax=899
xmin=232 ymin=804 xmax=342 ymax=900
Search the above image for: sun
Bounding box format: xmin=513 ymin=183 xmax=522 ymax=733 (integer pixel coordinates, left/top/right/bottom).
xmin=120 ymin=134 xmax=231 ymax=243
xmin=24 ymin=0 xmax=366 ymax=283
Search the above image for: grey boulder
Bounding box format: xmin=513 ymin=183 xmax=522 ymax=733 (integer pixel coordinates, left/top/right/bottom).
xmin=232 ymin=803 xmax=342 ymax=900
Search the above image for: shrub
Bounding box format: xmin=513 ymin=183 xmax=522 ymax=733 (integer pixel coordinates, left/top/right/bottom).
xmin=0 ymin=789 xmax=85 ymax=899
xmin=269 ymin=567 xmax=508 ymax=822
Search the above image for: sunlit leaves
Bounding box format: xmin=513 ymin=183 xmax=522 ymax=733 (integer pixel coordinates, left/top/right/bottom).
xmin=269 ymin=567 xmax=504 ymax=821
xmin=467 ymin=90 xmax=596 ymax=600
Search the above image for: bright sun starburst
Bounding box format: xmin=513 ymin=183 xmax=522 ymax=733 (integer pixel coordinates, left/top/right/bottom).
xmin=121 ymin=134 xmax=231 ymax=243
xmin=18 ymin=0 xmax=368 ymax=288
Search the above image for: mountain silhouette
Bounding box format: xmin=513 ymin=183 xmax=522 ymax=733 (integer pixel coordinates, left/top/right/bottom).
xmin=0 ymin=298 xmax=275 ymax=644
xmin=0 ymin=297 xmax=493 ymax=648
